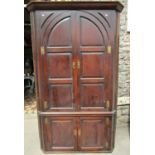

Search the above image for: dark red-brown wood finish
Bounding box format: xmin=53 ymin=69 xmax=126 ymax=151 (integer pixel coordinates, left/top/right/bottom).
xmin=27 ymin=1 xmax=123 ymax=153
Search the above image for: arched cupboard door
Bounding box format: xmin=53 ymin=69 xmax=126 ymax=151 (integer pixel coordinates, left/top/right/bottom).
xmin=38 ymin=11 xmax=114 ymax=112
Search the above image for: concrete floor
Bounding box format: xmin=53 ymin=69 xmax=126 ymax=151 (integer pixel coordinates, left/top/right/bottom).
xmin=24 ymin=114 xmax=130 ymax=155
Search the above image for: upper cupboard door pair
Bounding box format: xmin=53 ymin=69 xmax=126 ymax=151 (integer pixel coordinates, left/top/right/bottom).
xmin=38 ymin=11 xmax=115 ymax=111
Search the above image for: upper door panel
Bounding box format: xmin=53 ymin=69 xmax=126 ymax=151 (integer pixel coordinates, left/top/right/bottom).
xmin=80 ymin=17 xmax=104 ymax=46
xmin=47 ymin=17 xmax=72 ymax=46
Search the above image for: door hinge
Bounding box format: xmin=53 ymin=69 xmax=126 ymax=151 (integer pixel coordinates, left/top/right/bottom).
xmin=107 ymin=45 xmax=112 ymax=54
xmin=106 ymin=100 xmax=110 ymax=109
xmin=44 ymin=117 xmax=49 ymax=125
xmin=105 ymin=141 xmax=109 ymax=149
xmin=43 ymin=101 xmax=48 ymax=110
xmin=40 ymin=46 xmax=45 ymax=55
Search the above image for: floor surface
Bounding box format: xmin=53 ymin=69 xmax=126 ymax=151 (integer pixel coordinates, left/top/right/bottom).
xmin=24 ymin=114 xmax=130 ymax=155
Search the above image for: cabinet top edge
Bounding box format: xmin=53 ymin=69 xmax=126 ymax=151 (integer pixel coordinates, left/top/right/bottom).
xmin=26 ymin=1 xmax=124 ymax=12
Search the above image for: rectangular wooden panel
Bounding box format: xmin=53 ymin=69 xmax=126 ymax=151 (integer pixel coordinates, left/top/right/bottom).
xmin=80 ymin=46 xmax=105 ymax=52
xmin=47 ymin=53 xmax=72 ymax=78
xmin=80 ymin=84 xmax=105 ymax=108
xmin=42 ymin=116 xmax=77 ymax=151
xmin=81 ymin=53 xmax=104 ymax=78
xmin=48 ymin=78 xmax=72 ymax=84
xmin=78 ymin=116 xmax=112 ymax=151
xmin=48 ymin=84 xmax=73 ymax=108
xmin=46 ymin=46 xmax=72 ymax=53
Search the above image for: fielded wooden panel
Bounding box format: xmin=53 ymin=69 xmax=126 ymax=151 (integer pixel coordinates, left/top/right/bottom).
xmin=78 ymin=116 xmax=112 ymax=151
xmin=42 ymin=116 xmax=77 ymax=151
xmin=27 ymin=1 xmax=123 ymax=153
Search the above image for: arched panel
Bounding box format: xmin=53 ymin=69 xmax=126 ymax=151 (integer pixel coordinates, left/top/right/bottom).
xmin=79 ymin=11 xmax=110 ymax=47
xmin=80 ymin=17 xmax=104 ymax=46
xmin=47 ymin=17 xmax=72 ymax=46
xmin=41 ymin=12 xmax=71 ymax=46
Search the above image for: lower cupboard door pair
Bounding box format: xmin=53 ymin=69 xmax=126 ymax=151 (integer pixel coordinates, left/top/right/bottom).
xmin=42 ymin=116 xmax=113 ymax=152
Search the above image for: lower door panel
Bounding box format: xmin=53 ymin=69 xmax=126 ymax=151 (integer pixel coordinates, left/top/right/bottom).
xmin=41 ymin=116 xmax=77 ymax=151
xmin=78 ymin=116 xmax=112 ymax=151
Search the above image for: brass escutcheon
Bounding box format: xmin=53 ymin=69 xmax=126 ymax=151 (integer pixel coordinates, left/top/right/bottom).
xmin=44 ymin=118 xmax=48 ymax=125
xmin=77 ymin=60 xmax=80 ymax=69
xmin=78 ymin=128 xmax=81 ymax=136
xmin=73 ymin=129 xmax=77 ymax=136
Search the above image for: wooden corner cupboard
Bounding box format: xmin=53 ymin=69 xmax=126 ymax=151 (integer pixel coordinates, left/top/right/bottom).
xmin=27 ymin=1 xmax=123 ymax=153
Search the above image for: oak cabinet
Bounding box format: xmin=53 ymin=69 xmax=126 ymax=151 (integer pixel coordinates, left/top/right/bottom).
xmin=27 ymin=1 xmax=123 ymax=152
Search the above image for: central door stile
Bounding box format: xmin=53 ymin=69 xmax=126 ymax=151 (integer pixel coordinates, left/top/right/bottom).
xmin=71 ymin=11 xmax=81 ymax=111
xmin=76 ymin=11 xmax=81 ymax=111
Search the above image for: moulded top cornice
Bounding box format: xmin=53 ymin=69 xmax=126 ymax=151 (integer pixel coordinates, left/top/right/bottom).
xmin=26 ymin=1 xmax=124 ymax=12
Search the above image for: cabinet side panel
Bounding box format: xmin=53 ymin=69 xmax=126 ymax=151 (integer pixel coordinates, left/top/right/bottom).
xmin=112 ymin=12 xmax=120 ymax=148
xmin=30 ymin=11 xmax=39 ymax=108
xmin=112 ymin=12 xmax=120 ymax=110
xmin=30 ymin=11 xmax=44 ymax=149
xmin=30 ymin=11 xmax=44 ymax=111
xmin=111 ymin=11 xmax=118 ymax=110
